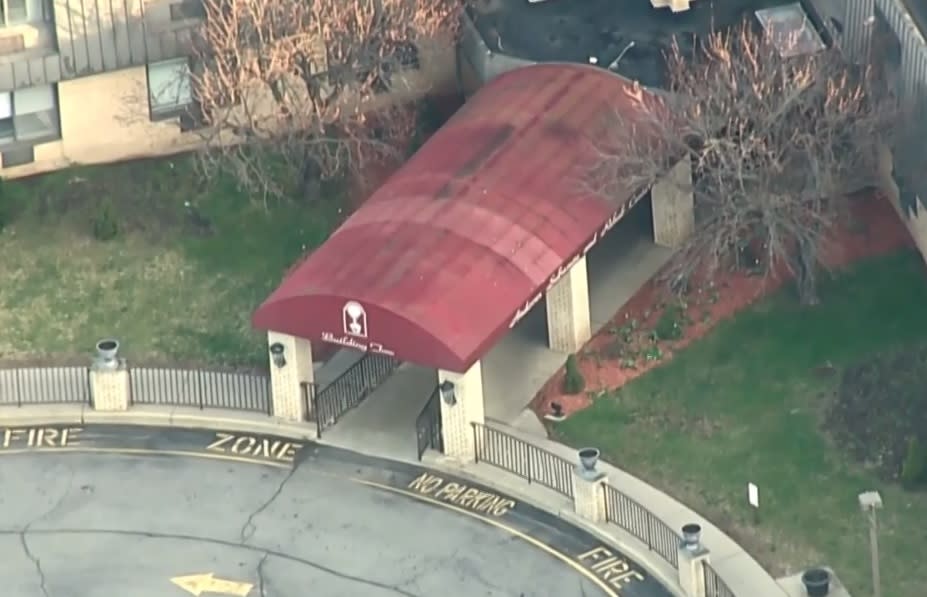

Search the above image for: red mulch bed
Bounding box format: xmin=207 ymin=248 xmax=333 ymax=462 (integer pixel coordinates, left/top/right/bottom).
xmin=532 ymin=193 xmax=917 ymax=419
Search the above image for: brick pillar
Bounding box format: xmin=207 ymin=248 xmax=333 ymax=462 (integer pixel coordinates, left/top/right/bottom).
xmin=267 ymin=331 xmax=315 ymax=422
xmin=545 ymin=255 xmax=591 ymax=354
xmin=438 ymin=360 xmax=485 ymax=461
xmin=652 ymin=158 xmax=694 ymax=248
xmin=89 ymin=364 xmax=130 ymax=412
xmin=677 ymin=544 xmax=710 ymax=597
xmin=571 ymin=467 xmax=607 ymax=523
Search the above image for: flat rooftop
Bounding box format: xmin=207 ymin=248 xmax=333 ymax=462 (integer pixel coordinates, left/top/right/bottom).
xmin=467 ymin=0 xmax=829 ymax=87
xmin=901 ymin=0 xmax=927 ymax=38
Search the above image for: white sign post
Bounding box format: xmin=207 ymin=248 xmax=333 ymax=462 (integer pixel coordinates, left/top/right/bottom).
xmin=747 ymin=482 xmax=760 ymax=525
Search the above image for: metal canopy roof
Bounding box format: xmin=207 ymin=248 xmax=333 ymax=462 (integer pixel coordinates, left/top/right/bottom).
xmin=253 ymin=63 xmax=661 ymax=372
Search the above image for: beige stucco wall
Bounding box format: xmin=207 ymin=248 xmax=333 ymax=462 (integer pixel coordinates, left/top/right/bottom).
xmin=58 ymin=66 xmax=201 ymax=161
xmin=0 ymin=65 xmax=200 ymax=176
xmin=0 ymin=40 xmax=455 ymax=179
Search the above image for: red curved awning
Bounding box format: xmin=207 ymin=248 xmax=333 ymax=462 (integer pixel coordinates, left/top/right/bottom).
xmin=253 ymin=63 xmax=660 ymax=372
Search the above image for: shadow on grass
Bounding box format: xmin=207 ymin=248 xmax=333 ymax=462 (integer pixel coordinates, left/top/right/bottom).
xmin=555 ymin=251 xmax=927 ymax=597
xmin=0 ymin=155 xmax=343 ymax=368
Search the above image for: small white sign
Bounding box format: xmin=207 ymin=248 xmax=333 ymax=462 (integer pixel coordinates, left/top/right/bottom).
xmin=747 ymin=483 xmax=760 ymax=508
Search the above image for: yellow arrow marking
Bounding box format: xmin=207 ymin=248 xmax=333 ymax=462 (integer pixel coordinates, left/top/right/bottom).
xmin=171 ymin=573 xmax=254 ymax=597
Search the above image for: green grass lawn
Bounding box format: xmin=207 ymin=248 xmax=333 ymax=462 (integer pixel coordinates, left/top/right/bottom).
xmin=0 ymin=156 xmax=341 ymax=368
xmin=556 ymin=251 xmax=927 ymax=597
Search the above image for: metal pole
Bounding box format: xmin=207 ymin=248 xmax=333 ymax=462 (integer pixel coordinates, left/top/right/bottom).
xmin=869 ymin=507 xmax=881 ymax=597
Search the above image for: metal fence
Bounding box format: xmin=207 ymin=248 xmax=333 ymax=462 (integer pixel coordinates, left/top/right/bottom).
xmin=301 ymin=381 xmax=315 ymax=422
xmin=472 ymin=422 xmax=574 ymax=499
xmin=128 ymin=367 xmax=272 ymax=414
xmin=415 ymin=386 xmax=443 ymax=460
xmin=704 ymin=562 xmax=736 ymax=597
xmin=312 ymin=353 xmax=399 ymax=437
xmin=0 ymin=367 xmax=91 ymax=406
xmin=603 ymin=483 xmax=681 ymax=568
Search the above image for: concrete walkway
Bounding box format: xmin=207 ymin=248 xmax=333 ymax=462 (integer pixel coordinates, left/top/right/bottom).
xmin=0 ymin=402 xmax=787 ymax=596
xmin=310 ymin=208 xmax=674 ymax=463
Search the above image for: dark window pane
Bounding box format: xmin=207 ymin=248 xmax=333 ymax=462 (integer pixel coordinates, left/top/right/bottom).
xmin=6 ymin=0 xmax=28 ymax=24
xmin=0 ymin=117 xmax=14 ymax=142
xmin=2 ymin=145 xmax=34 ymax=167
xmin=170 ymin=0 xmax=206 ymax=21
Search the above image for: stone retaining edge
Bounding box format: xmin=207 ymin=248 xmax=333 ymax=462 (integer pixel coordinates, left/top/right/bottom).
xmin=484 ymin=421 xmax=787 ymax=597
xmin=428 ymin=453 xmax=688 ymax=597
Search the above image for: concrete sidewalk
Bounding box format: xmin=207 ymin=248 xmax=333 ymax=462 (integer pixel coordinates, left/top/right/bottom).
xmin=0 ymin=403 xmax=785 ymax=596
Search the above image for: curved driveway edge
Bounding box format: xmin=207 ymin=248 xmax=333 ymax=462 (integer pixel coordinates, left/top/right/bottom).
xmin=453 ymin=422 xmax=787 ymax=597
xmin=0 ymin=403 xmax=783 ymax=596
xmin=0 ymin=417 xmax=671 ymax=597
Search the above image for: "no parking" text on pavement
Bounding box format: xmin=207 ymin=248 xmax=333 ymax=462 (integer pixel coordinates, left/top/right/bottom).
xmin=407 ymin=472 xmax=517 ymax=517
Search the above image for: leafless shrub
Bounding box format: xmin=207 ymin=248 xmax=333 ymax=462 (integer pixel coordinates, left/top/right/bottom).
xmin=190 ymin=0 xmax=461 ymax=204
xmin=589 ymin=21 xmax=896 ymax=305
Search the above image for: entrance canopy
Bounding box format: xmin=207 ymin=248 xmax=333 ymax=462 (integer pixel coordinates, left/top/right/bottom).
xmin=253 ymin=63 xmax=664 ymax=372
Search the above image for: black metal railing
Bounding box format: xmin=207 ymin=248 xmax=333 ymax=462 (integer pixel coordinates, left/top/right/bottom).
xmin=301 ymin=381 xmax=316 ymax=422
xmin=472 ymin=422 xmax=574 ymax=498
xmin=312 ymin=353 xmax=399 ymax=437
xmin=128 ymin=367 xmax=272 ymax=414
xmin=415 ymin=386 xmax=443 ymax=460
xmin=0 ymin=366 xmax=91 ymax=406
xmin=603 ymin=483 xmax=681 ymax=568
xmin=704 ymin=562 xmax=736 ymax=597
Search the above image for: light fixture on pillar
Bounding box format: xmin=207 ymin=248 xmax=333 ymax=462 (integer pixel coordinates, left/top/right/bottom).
xmin=681 ymin=523 xmax=702 ymax=552
xmin=269 ymin=342 xmax=287 ymax=368
xmin=439 ymin=379 xmax=457 ymax=406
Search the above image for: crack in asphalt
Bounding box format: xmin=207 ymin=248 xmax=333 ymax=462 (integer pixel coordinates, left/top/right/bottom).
xmin=0 ymin=527 xmax=424 ymax=597
xmin=240 ymin=462 xmax=300 ymax=544
xmin=18 ymin=467 xmax=76 ymax=597
xmin=256 ymin=552 xmax=270 ymax=597
xmin=19 ymin=532 xmax=50 ymax=597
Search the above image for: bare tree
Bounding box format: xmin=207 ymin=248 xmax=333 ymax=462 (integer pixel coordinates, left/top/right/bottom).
xmin=190 ymin=0 xmax=461 ymax=203
xmin=589 ymin=21 xmax=895 ymax=305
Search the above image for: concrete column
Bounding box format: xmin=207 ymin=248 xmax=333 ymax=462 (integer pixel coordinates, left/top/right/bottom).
xmin=677 ymin=544 xmax=710 ymax=597
xmin=877 ymin=142 xmax=927 ymax=262
xmin=90 ymin=365 xmax=130 ymax=411
xmin=840 ymin=0 xmax=874 ymax=63
xmin=438 ymin=360 xmax=485 ymax=461
xmin=571 ymin=468 xmax=607 ymax=523
xmin=267 ymin=331 xmax=315 ymax=422
xmin=901 ymin=44 xmax=916 ymax=104
xmin=545 ymin=256 xmax=591 ymax=354
xmin=652 ymin=158 xmax=694 ymax=248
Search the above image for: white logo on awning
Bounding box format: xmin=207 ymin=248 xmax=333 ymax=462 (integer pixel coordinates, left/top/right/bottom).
xmin=343 ymin=301 xmax=368 ymax=338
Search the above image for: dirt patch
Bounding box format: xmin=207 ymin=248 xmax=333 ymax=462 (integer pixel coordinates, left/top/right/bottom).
xmin=533 ymin=193 xmax=915 ymax=418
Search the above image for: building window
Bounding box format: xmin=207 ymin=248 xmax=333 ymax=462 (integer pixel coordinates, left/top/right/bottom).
xmin=0 ymin=0 xmax=47 ymax=26
xmin=147 ymin=58 xmax=193 ymax=120
xmin=0 ymin=83 xmax=60 ymax=147
xmin=170 ymin=0 xmax=205 ymax=21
